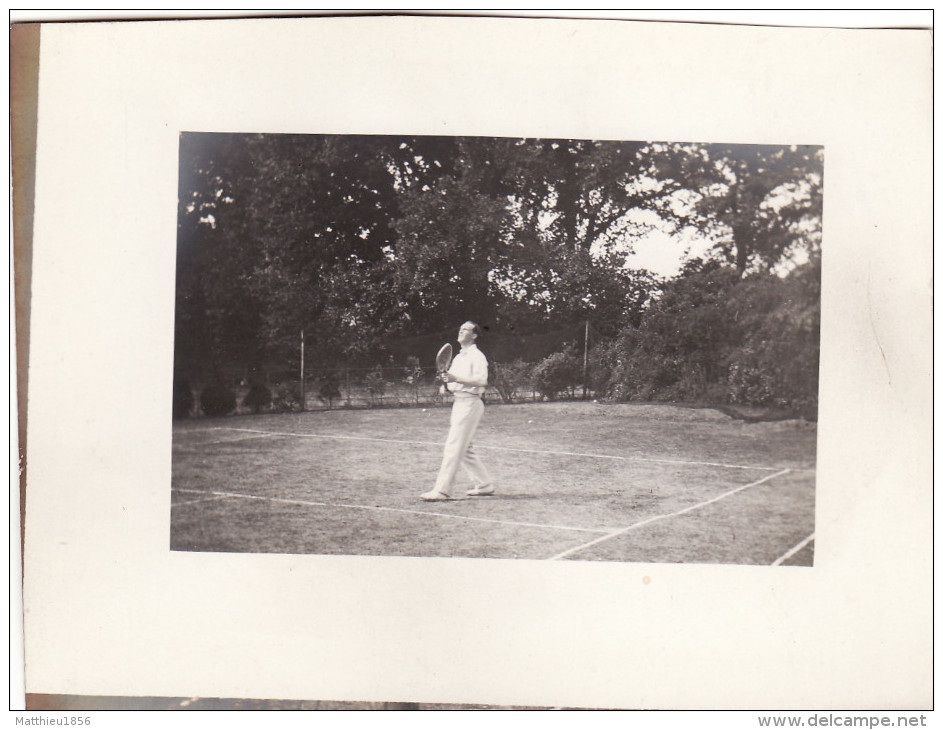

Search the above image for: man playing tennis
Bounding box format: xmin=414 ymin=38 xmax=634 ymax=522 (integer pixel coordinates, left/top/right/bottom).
xmin=421 ymin=321 xmax=495 ymax=501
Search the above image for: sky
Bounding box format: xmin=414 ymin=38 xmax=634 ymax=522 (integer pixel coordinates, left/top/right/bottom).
xmin=624 ymin=229 xmax=715 ymax=278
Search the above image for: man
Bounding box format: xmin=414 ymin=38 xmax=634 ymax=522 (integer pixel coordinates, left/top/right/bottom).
xmin=421 ymin=321 xmax=495 ymax=501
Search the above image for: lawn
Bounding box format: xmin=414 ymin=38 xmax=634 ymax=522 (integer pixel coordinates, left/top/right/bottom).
xmin=170 ymin=401 xmax=816 ymax=565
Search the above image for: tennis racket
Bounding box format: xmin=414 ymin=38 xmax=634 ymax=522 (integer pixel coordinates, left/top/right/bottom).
xmin=435 ymin=343 xmax=453 ymax=395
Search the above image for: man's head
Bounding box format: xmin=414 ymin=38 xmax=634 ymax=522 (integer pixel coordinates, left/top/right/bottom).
xmin=458 ymin=321 xmax=479 ymax=347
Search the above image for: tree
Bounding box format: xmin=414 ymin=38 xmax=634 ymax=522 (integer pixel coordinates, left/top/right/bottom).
xmin=388 ymin=138 xmax=514 ymax=332
xmin=174 ymin=133 xmax=821 ymax=395
xmin=650 ymin=142 xmax=824 ymax=275
xmin=476 ymin=138 xmax=667 ymax=335
xmin=175 ymin=133 xmax=419 ymax=375
xmin=602 ymin=256 xmax=820 ymax=416
xmin=725 ymin=256 xmax=821 ymax=417
xmin=503 ymin=138 xmax=676 ymax=252
xmin=175 ymin=133 xmax=266 ymax=381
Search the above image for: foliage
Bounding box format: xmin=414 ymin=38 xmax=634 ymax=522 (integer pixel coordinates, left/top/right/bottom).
xmin=173 ymin=133 xmax=822 ymax=413
xmin=501 ymin=138 xmax=679 ymax=254
xmin=173 ymin=379 xmax=195 ymax=419
xmin=604 ymin=258 xmax=820 ymax=417
xmin=585 ymin=340 xmax=623 ymax=398
xmin=364 ymin=366 xmax=387 ymax=405
xmin=491 ymin=360 xmax=533 ymax=404
xmin=318 ymin=375 xmax=342 ymax=409
xmin=648 ymin=142 xmax=824 ymax=274
xmin=531 ymin=349 xmax=583 ymax=400
xmin=270 ymin=382 xmax=302 ymax=413
xmin=401 ymin=356 xmax=424 ymax=404
xmin=606 ymin=262 xmax=739 ymax=402
xmin=173 ymin=135 xmax=707 ymax=376
xmin=243 ymin=382 xmax=272 ymax=414
xmin=725 ymin=258 xmax=821 ymax=418
xmin=200 ymin=384 xmax=237 ymax=417
xmin=389 ymin=147 xmax=512 ymax=331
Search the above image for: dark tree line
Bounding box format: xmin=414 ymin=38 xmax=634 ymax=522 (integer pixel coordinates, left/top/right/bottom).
xmin=174 ymin=133 xmax=822 ymax=417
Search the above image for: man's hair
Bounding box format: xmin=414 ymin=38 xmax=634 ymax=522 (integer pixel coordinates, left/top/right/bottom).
xmin=465 ymin=321 xmax=481 ymax=337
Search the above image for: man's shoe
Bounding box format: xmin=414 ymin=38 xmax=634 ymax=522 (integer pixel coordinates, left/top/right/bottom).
xmin=466 ymin=485 xmax=495 ymax=496
xmin=421 ymin=490 xmax=451 ymax=501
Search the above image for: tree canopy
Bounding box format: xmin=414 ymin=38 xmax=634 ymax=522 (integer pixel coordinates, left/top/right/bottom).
xmin=174 ymin=133 xmax=822 ymax=388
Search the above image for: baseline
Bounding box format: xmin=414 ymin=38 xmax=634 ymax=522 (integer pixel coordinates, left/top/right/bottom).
xmin=772 ymin=533 xmax=815 ymax=566
xmin=546 ymin=468 xmax=792 ymax=561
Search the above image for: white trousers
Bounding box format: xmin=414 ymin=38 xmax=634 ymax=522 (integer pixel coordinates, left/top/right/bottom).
xmin=434 ymin=394 xmax=491 ymax=494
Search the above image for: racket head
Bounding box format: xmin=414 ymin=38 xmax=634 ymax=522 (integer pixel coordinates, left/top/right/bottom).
xmin=435 ymin=343 xmax=453 ymax=372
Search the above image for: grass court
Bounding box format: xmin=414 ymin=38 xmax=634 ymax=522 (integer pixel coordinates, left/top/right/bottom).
xmin=170 ymin=401 xmax=816 ymax=566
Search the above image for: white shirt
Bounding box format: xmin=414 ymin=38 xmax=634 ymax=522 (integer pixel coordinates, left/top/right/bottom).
xmin=447 ymin=343 xmax=488 ymax=396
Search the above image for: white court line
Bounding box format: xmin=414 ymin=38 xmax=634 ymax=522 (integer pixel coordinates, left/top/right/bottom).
xmin=172 ymin=487 xmax=611 ymax=535
xmin=174 ymin=432 xmax=283 ymax=448
xmin=546 ymin=468 xmax=793 ymax=561
xmin=772 ymin=533 xmax=815 ymax=566
xmin=206 ymin=426 xmax=788 ymax=473
xmin=172 ymin=495 xmax=231 ymax=508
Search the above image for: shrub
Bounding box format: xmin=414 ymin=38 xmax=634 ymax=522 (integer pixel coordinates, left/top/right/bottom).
xmin=200 ymin=384 xmax=236 ymax=417
xmin=364 ymin=366 xmax=387 ymax=405
xmin=271 ymin=382 xmax=302 ymax=412
xmin=586 ymin=338 xmax=630 ymax=398
xmin=599 ymin=259 xmax=820 ymax=417
xmin=173 ymin=379 xmax=195 ymax=419
xmin=243 ymin=382 xmax=272 ymax=414
xmin=492 ymin=360 xmax=532 ymax=404
xmin=531 ymin=349 xmax=582 ymax=401
xmin=402 ymin=357 xmax=424 ymax=405
xmin=318 ymin=376 xmax=342 ymax=409
xmin=726 ymin=267 xmax=821 ymax=418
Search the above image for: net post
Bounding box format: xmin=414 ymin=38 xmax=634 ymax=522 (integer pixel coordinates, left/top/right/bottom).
xmin=582 ymin=319 xmax=589 ymax=400
xmin=299 ymin=329 xmax=306 ymax=411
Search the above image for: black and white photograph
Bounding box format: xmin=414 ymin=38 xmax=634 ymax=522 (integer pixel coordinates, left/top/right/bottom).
xmin=14 ymin=12 xmax=931 ymax=715
xmin=170 ymin=133 xmax=821 ymax=565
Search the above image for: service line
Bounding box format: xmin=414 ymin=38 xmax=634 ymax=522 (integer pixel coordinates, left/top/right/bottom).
xmin=546 ymin=468 xmax=793 ymax=561
xmin=174 ymin=432 xmax=284 ymax=448
xmin=206 ymin=426 xmax=789 ymax=473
